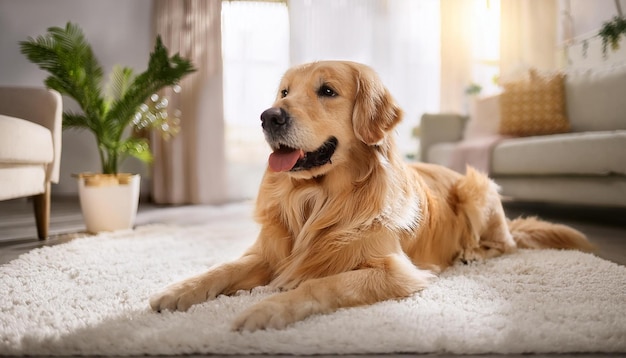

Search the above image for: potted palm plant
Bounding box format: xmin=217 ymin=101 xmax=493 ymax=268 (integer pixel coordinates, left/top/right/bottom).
xmin=20 ymin=22 xmax=195 ymax=233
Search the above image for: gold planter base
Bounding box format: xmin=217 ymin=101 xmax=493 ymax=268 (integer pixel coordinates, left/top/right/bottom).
xmin=74 ymin=173 xmax=136 ymax=187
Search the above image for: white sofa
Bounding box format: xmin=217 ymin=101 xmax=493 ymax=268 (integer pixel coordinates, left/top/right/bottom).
xmin=420 ymin=65 xmax=626 ymax=208
xmin=0 ymin=87 xmax=63 ymax=239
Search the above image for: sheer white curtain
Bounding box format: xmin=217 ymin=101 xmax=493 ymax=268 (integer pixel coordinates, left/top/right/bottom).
xmin=439 ymin=0 xmax=476 ymax=114
xmin=440 ymin=0 xmax=503 ymax=113
xmin=500 ymin=0 xmax=559 ymax=77
xmin=288 ymin=0 xmax=441 ymax=158
xmin=222 ymin=1 xmax=289 ymax=200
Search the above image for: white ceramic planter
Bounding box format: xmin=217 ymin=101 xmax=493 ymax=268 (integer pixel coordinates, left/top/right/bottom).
xmin=77 ymin=174 xmax=141 ymax=234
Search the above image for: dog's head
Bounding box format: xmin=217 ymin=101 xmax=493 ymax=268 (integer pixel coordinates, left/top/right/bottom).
xmin=261 ymin=61 xmax=403 ymax=179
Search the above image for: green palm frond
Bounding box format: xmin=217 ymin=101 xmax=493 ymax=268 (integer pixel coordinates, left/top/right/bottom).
xmin=107 ymin=36 xmax=195 ymax=131
xmin=104 ymin=65 xmax=135 ymax=110
xmin=62 ymin=112 xmax=91 ymax=131
xmin=20 ymin=23 xmax=195 ymax=174
xmin=20 ymin=23 xmax=104 ymax=119
xmin=120 ymin=137 xmax=154 ymax=164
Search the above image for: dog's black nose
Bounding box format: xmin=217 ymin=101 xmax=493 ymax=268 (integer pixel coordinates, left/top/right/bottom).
xmin=260 ymin=107 xmax=290 ymax=132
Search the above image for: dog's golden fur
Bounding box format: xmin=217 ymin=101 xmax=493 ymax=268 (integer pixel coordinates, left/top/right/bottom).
xmin=150 ymin=61 xmax=593 ymax=331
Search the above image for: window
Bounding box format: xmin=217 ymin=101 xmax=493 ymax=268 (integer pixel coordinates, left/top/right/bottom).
xmin=222 ymin=1 xmax=289 ymax=199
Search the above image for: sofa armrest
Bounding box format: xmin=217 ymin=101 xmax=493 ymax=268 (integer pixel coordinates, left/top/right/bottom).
xmin=0 ymin=87 xmax=62 ymax=183
xmin=419 ymin=113 xmax=468 ymax=161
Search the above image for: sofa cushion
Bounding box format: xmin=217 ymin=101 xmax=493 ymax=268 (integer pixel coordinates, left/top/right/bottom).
xmin=464 ymin=94 xmax=501 ymax=139
xmin=494 ymin=176 xmax=626 ymax=207
xmin=499 ymin=70 xmax=570 ymax=137
xmin=0 ymin=114 xmax=53 ymax=163
xmin=565 ymin=64 xmax=626 ymax=132
xmin=491 ymin=130 xmax=626 ymax=176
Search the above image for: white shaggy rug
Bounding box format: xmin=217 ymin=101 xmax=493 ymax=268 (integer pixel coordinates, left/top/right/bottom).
xmin=1 ymin=203 xmax=625 ymax=356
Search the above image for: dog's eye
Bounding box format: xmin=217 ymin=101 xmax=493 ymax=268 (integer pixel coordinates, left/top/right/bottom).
xmin=280 ymin=89 xmax=288 ymax=98
xmin=317 ymin=85 xmax=337 ymax=97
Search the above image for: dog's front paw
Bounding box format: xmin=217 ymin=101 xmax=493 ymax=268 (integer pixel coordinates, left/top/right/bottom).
xmin=232 ymin=300 xmax=294 ymax=332
xmin=149 ymin=278 xmax=217 ymax=312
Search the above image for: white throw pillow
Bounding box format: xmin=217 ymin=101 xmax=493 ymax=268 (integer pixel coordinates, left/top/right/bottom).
xmin=463 ymin=94 xmax=502 ymax=139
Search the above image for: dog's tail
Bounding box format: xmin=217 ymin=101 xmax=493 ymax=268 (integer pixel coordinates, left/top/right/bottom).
xmin=453 ymin=166 xmax=594 ymax=253
xmin=508 ymin=216 xmax=595 ymax=252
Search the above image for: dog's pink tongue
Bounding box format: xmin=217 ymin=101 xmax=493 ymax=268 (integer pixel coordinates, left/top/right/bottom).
xmin=269 ymin=148 xmax=304 ymax=172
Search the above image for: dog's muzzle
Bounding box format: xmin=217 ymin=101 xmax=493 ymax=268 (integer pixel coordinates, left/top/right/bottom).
xmin=260 ymin=107 xmax=337 ymax=172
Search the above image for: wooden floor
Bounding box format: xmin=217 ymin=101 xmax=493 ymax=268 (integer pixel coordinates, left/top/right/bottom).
xmin=0 ymin=197 xmax=176 ymax=263
xmin=0 ymin=196 xmax=625 ymax=358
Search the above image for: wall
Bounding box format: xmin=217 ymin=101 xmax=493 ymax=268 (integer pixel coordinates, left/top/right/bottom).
xmin=0 ymin=0 xmax=153 ymax=196
xmin=564 ymin=0 xmax=624 ymax=38
xmin=559 ymin=0 xmax=626 ymax=67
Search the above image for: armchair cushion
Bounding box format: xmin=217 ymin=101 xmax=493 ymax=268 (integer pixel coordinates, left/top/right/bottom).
xmin=0 ymin=115 xmax=53 ymax=164
xmin=0 ymin=166 xmax=47 ymax=200
xmin=0 ymin=87 xmax=62 ymax=183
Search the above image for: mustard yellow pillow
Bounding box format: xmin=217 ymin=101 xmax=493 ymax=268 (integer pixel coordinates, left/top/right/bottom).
xmin=499 ymin=70 xmax=570 ymax=136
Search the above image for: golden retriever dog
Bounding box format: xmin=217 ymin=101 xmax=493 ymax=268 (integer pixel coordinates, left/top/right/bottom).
xmin=150 ymin=61 xmax=593 ymax=332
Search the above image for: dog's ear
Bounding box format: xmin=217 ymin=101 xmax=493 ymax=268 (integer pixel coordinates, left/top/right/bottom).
xmin=352 ymin=67 xmax=403 ymax=145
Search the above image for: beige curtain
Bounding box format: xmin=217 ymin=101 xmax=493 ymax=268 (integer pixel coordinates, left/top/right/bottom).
xmin=499 ymin=0 xmax=559 ymax=79
xmin=152 ymin=0 xmax=227 ymax=204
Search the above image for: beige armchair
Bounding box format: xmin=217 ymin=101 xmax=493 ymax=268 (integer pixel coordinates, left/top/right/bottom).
xmin=0 ymin=86 xmax=62 ymax=239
